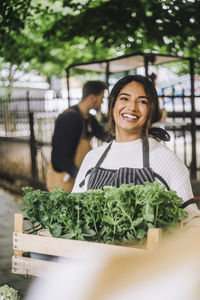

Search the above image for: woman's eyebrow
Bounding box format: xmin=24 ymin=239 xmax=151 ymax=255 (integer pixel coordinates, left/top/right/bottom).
xmin=138 ymin=96 xmax=149 ymax=99
xmin=119 ymin=93 xmax=149 ymax=98
xmin=119 ymin=92 xmax=131 ymax=97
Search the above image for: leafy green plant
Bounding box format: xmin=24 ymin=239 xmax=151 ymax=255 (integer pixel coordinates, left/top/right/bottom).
xmin=0 ymin=285 xmax=20 ymax=300
xmin=22 ymin=182 xmax=187 ymax=245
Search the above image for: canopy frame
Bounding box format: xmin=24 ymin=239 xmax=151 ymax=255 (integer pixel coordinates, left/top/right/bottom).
xmin=65 ymin=52 xmax=196 ymax=178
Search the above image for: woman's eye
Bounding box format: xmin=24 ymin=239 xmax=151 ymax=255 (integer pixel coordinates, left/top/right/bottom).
xmin=120 ymin=97 xmax=128 ymax=101
xmin=138 ymin=99 xmax=148 ymax=104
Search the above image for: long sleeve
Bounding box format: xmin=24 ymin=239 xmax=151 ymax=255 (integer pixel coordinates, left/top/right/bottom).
xmin=51 ymin=110 xmax=82 ymax=178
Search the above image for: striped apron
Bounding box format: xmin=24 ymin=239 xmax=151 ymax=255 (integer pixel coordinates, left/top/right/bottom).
xmin=82 ymin=140 xmax=170 ymax=190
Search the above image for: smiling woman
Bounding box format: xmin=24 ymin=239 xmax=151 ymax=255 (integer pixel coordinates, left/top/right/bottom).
xmin=107 ymin=75 xmax=162 ymax=142
xmin=72 ymin=75 xmax=200 ymax=230
xmin=113 ymin=81 xmax=150 ymax=142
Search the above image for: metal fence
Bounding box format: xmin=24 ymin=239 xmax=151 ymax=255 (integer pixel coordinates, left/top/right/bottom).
xmin=158 ymin=91 xmax=200 ymax=179
xmin=0 ymin=90 xmax=200 ymax=186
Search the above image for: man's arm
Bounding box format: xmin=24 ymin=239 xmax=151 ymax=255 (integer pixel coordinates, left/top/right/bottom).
xmin=51 ymin=111 xmax=83 ymax=178
xmin=89 ymin=115 xmax=107 ymax=141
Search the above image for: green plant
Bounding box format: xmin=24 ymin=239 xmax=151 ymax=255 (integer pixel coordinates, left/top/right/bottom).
xmin=0 ymin=285 xmax=20 ymax=300
xmin=22 ymin=182 xmax=187 ymax=245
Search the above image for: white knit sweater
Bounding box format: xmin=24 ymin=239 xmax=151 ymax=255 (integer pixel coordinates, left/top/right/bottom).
xmin=72 ymin=137 xmax=200 ymax=223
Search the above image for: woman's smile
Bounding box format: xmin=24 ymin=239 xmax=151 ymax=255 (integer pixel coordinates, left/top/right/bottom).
xmin=113 ymin=81 xmax=149 ymax=142
xmin=121 ymin=112 xmax=139 ymax=121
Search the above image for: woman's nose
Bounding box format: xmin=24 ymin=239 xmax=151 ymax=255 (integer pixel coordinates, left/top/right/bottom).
xmin=127 ymin=99 xmax=138 ymax=111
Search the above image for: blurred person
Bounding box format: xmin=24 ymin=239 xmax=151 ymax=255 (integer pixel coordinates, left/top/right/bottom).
xmin=46 ymin=80 xmax=107 ymax=192
xmin=25 ymin=228 xmax=200 ymax=300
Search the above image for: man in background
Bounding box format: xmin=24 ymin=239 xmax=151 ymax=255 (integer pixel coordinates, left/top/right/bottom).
xmin=46 ymin=80 xmax=107 ymax=192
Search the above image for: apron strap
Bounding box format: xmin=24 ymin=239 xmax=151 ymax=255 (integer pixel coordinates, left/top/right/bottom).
xmin=94 ymin=142 xmax=113 ymax=169
xmin=181 ymin=198 xmax=198 ymax=209
xmin=79 ymin=142 xmax=113 ymax=188
xmin=79 ymin=168 xmax=93 ymax=187
xmin=143 ymin=140 xmax=171 ymax=191
xmin=153 ymin=172 xmax=170 ymax=190
xmin=142 ymin=139 xmax=150 ymax=168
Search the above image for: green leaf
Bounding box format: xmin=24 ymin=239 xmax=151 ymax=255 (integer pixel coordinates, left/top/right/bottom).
xmin=132 ymin=217 xmax=143 ymax=227
xmin=82 ymin=229 xmax=96 ymax=237
xmin=61 ymin=232 xmax=75 ymax=239
xmin=137 ymin=229 xmax=146 ymax=240
xmin=147 ymin=223 xmax=155 ymax=229
xmin=102 ymin=215 xmax=116 ymax=226
xmin=143 ymin=213 xmax=154 ymax=223
xmin=50 ymin=224 xmax=62 ymax=237
xmin=126 ymin=231 xmax=136 ymax=242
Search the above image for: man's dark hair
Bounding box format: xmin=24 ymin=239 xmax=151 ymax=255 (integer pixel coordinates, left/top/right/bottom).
xmin=82 ymin=81 xmax=108 ymax=99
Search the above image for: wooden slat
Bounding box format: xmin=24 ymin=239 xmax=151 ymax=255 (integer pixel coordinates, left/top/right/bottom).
xmin=12 ymin=213 xmax=164 ymax=278
xmin=13 ymin=232 xmax=145 ymax=260
xmin=12 ymin=255 xmax=59 ymax=278
xmin=179 ymin=219 xmax=184 ymax=231
xmin=146 ymin=228 xmax=162 ymax=250
xmin=13 ymin=213 xmax=23 ymax=256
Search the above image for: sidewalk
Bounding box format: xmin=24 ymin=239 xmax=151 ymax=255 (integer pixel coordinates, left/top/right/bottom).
xmin=0 ymin=188 xmax=32 ymax=299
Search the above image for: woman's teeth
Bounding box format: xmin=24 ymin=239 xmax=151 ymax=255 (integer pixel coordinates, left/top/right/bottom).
xmin=122 ymin=114 xmax=138 ymax=120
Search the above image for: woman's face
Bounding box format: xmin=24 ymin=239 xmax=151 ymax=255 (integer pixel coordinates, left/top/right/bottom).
xmin=113 ymin=81 xmax=149 ymax=142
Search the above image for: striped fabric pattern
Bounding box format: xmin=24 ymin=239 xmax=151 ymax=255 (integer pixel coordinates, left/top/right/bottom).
xmin=87 ymin=167 xmax=155 ymax=190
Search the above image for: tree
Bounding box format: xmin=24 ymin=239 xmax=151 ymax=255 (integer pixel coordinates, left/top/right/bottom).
xmin=0 ymin=0 xmax=31 ymax=41
xmin=42 ymin=0 xmax=200 ymax=57
xmin=1 ymin=0 xmax=200 ymax=80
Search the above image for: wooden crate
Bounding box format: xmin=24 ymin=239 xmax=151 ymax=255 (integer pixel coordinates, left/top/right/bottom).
xmin=12 ymin=213 xmax=162 ymax=278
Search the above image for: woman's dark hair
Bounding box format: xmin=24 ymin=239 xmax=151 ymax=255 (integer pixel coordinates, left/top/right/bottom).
xmin=106 ymin=75 xmax=162 ymax=139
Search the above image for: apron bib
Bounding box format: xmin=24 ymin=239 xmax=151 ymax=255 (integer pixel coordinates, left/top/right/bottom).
xmin=82 ymin=140 xmax=170 ymax=190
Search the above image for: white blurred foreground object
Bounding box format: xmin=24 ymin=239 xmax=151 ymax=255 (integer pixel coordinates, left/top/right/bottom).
xmin=25 ymin=230 xmax=200 ymax=300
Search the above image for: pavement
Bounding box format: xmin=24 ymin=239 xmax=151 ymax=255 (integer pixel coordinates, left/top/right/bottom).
xmin=0 ymin=188 xmax=32 ymax=299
